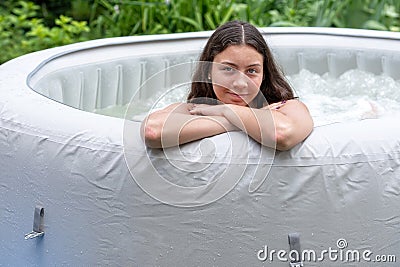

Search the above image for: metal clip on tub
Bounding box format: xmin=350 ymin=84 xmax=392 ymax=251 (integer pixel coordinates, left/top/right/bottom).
xmin=24 ymin=206 xmax=45 ymax=240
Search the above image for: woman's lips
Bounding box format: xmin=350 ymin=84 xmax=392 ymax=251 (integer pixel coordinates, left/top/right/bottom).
xmin=228 ymin=92 xmax=247 ymax=99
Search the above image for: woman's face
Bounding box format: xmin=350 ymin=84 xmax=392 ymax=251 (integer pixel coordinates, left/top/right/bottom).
xmin=210 ymin=45 xmax=264 ymax=106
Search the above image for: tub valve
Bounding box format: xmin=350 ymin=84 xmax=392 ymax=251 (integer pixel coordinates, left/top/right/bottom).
xmin=24 ymin=206 xmax=45 ymax=240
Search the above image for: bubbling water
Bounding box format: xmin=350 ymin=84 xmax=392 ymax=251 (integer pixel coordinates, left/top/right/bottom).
xmin=95 ymin=69 xmax=400 ymax=125
xmin=288 ymin=69 xmax=400 ymax=126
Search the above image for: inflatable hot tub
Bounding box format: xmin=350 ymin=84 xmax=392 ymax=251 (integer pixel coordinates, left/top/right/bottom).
xmin=1 ymin=27 xmax=399 ymax=266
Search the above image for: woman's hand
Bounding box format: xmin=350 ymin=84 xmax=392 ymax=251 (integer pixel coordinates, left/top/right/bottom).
xmin=264 ymin=100 xmax=287 ymax=110
xmin=188 ymin=104 xmax=227 ymax=117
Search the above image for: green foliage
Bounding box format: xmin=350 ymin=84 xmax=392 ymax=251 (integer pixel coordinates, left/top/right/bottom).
xmin=89 ymin=0 xmax=243 ymax=36
xmin=0 ymin=1 xmax=89 ymax=64
xmin=87 ymin=0 xmax=400 ymax=38
xmin=1 ymin=0 xmax=400 ymax=64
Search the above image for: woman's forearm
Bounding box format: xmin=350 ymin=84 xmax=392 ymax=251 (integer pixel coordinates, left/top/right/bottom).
xmin=188 ymin=103 xmax=285 ymax=148
xmin=222 ymin=101 xmax=313 ymax=150
xmin=142 ymin=112 xmax=238 ymax=148
xmin=221 ymin=104 xmax=277 ymax=147
xmin=142 ymin=100 xmax=313 ymax=150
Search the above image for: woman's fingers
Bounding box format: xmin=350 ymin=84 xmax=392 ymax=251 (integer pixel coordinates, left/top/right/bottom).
xmin=265 ymin=100 xmax=287 ymax=110
xmin=189 ymin=104 xmax=226 ymax=116
xmin=189 ymin=105 xmax=205 ymax=115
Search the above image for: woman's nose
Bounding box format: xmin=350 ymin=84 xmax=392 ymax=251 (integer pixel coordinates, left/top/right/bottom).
xmin=232 ymin=73 xmax=248 ymax=90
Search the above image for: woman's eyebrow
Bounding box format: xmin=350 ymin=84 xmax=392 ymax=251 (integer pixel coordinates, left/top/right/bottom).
xmin=247 ymin=63 xmax=262 ymax=68
xmin=219 ymin=61 xmax=262 ymax=68
xmin=219 ymin=61 xmax=238 ymax=67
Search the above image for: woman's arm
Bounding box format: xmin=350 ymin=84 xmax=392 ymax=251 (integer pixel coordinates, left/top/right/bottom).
xmin=141 ymin=103 xmax=239 ymax=148
xmin=189 ymin=100 xmax=314 ymax=151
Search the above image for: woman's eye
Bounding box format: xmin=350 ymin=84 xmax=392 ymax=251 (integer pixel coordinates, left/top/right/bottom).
xmin=224 ymin=67 xmax=234 ymax=72
xmin=248 ymin=68 xmax=257 ymax=74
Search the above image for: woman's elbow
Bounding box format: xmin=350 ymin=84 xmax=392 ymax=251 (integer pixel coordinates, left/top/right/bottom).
xmin=273 ymin=127 xmax=295 ymax=151
xmin=273 ymin=120 xmax=314 ymax=151
xmin=257 ymin=120 xmax=294 ymax=150
xmin=275 ymin=123 xmax=313 ymax=151
xmin=141 ymin=119 xmax=163 ymax=148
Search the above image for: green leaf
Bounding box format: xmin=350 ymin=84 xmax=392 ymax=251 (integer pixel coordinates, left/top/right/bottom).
xmin=362 ymin=20 xmax=388 ymax=31
xmin=221 ymin=5 xmax=234 ymax=25
xmin=269 ymin=21 xmax=299 ymax=27
xmin=204 ymin=13 xmax=215 ymax=29
xmin=176 ymin=16 xmax=202 ymax=31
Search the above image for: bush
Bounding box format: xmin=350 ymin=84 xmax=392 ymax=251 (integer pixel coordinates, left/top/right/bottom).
xmin=89 ymin=0 xmax=400 ymax=36
xmin=1 ymin=0 xmax=399 ymax=64
xmin=0 ymin=1 xmax=89 ymax=64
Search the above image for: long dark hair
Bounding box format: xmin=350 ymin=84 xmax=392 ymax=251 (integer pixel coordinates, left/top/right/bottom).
xmin=188 ymin=20 xmax=294 ymax=107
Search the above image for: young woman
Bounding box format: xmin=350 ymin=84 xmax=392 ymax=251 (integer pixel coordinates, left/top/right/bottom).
xmin=142 ymin=21 xmax=313 ymax=151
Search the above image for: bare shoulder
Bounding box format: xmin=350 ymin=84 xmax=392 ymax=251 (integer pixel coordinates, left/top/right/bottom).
xmin=281 ymin=99 xmax=309 ymax=111
xmin=262 ymin=99 xmax=308 ymax=112
xmin=151 ymin=102 xmax=193 ymax=115
xmin=273 ymin=99 xmax=310 ymax=117
xmin=264 ymin=99 xmax=313 ymax=123
xmin=279 ymin=99 xmax=313 ymax=126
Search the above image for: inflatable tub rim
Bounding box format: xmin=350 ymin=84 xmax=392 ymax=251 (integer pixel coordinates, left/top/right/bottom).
xmin=1 ymin=27 xmax=400 ymax=152
xmin=25 ymin=26 xmax=400 ymax=85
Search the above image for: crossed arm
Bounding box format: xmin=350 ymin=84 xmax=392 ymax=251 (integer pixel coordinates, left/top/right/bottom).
xmin=141 ymin=100 xmax=313 ymax=151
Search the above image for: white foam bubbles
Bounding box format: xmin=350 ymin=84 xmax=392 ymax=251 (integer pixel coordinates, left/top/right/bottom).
xmin=287 ymin=69 xmax=400 ymax=126
xmin=95 ymin=69 xmax=400 ymax=126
